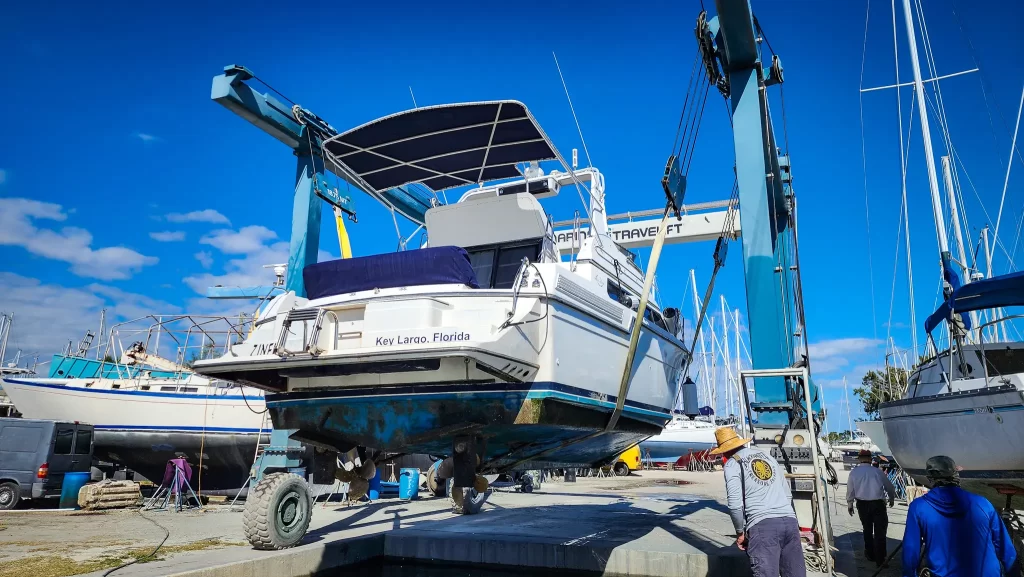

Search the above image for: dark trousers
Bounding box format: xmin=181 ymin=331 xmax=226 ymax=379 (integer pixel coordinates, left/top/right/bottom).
xmin=856 ymin=499 xmax=888 ymax=562
xmin=747 ymin=516 xmax=807 ymax=577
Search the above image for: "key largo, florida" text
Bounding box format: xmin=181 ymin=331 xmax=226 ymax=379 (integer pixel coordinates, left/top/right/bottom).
xmin=374 ymin=330 xmax=471 ymax=346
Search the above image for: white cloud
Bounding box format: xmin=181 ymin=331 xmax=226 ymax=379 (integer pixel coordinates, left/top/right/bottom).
xmin=195 ymin=251 xmax=214 ymax=269
xmin=134 ymin=132 xmax=161 ymax=143
xmin=149 ymin=230 xmax=186 ymax=242
xmin=166 ymin=209 xmax=230 ymax=224
xmin=808 ymin=337 xmax=882 ymax=375
xmin=200 ymin=225 xmax=278 ymax=254
xmin=0 ymin=197 xmax=158 ymax=280
xmin=0 ymin=272 xmax=180 ymax=359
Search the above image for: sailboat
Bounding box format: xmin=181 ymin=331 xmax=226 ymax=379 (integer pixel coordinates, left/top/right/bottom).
xmin=194 ymin=101 xmax=689 ymax=488
xmin=872 ymin=0 xmax=1024 ymax=505
xmin=2 ymin=316 xmax=270 ymax=490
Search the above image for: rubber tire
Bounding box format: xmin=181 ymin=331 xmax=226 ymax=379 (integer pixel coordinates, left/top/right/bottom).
xmin=446 ymin=478 xmax=488 ymax=515
xmin=613 ymin=462 xmax=631 ymax=477
xmin=0 ymin=482 xmax=19 ymax=510
xmin=243 ymin=473 xmax=312 ymax=550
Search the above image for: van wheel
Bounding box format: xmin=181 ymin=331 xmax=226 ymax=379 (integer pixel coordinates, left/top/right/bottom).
xmin=0 ymin=482 xmax=19 ymax=510
xmin=613 ymin=462 xmax=630 ymax=477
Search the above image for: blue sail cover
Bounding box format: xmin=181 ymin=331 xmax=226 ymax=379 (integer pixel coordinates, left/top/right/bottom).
xmin=924 ymin=270 xmax=1024 ymax=333
xmin=303 ymin=246 xmax=479 ymax=300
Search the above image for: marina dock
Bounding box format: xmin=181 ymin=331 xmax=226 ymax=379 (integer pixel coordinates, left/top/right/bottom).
xmin=0 ymin=470 xmax=896 ymax=577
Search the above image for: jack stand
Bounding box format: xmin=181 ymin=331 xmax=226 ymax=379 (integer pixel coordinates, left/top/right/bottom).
xmin=991 ymin=484 xmax=1024 ymax=571
xmin=145 ymin=466 xmax=202 ymax=512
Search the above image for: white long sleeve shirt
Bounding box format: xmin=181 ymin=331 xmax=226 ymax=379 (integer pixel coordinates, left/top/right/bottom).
xmin=846 ymin=464 xmax=896 ymax=505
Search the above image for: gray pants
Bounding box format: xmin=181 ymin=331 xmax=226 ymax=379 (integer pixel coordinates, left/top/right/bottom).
xmin=747 ymin=516 xmax=807 ymax=577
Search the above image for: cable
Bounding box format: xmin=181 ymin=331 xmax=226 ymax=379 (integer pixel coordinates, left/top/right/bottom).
xmin=552 ymin=52 xmax=594 ymax=169
xmin=102 ymin=509 xmax=170 ymax=576
xmin=237 ymin=384 xmax=269 ymax=415
xmin=859 ymin=0 xmax=879 ymax=343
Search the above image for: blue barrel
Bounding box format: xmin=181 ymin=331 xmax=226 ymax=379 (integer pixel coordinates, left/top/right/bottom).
xmin=399 ymin=468 xmax=420 ymax=500
xmin=368 ymin=466 xmax=382 ymax=500
xmin=60 ymin=472 xmax=91 ymax=509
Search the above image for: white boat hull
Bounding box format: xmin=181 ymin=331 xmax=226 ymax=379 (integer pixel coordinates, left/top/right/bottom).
xmin=880 ymin=384 xmax=1024 ymax=504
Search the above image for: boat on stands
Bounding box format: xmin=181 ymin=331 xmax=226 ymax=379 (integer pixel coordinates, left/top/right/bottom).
xmin=638 ymin=415 xmax=716 ymax=463
xmin=1 ymin=316 xmax=269 ymax=490
xmin=194 ymin=101 xmax=690 ymax=502
xmin=872 ymin=0 xmax=1024 ymax=506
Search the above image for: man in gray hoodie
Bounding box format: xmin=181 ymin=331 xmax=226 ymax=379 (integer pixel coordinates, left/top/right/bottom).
xmin=712 ymin=427 xmax=806 ymax=577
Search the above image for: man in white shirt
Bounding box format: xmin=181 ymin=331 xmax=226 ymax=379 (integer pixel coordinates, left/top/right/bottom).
xmin=847 ymin=449 xmax=896 ymax=567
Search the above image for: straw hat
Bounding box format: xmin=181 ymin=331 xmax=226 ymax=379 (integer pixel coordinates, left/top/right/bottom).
xmin=709 ymin=426 xmax=752 ymax=455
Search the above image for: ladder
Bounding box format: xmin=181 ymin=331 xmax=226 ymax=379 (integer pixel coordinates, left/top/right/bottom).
xmin=230 ymin=410 xmax=272 ymax=509
xmin=75 ymin=332 xmax=94 ymax=357
xmin=275 ymin=308 xmax=328 ymax=356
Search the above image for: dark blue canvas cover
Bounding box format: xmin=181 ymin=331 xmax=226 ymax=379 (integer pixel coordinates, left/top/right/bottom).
xmin=303 ymin=246 xmax=479 ymax=300
xmin=925 ymin=270 xmax=1024 ymax=333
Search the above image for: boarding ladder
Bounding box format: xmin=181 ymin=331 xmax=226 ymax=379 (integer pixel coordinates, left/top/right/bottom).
xmin=275 ymin=308 xmax=332 ymax=356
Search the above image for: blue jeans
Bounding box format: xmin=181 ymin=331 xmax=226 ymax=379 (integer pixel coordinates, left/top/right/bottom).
xmin=747 ymin=516 xmax=807 ymax=577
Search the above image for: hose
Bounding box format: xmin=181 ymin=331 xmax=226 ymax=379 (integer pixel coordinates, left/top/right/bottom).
xmin=102 ymin=509 xmax=170 ymax=576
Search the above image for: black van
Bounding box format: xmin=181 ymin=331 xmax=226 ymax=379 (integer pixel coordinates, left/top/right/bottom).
xmin=0 ymin=418 xmax=94 ymax=509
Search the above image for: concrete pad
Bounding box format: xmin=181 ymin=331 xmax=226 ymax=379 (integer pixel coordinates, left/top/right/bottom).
xmin=4 ymin=470 xmax=871 ymax=577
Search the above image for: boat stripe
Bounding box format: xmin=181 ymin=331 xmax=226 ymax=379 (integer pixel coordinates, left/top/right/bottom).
xmin=93 ymin=425 xmax=266 ymax=433
xmin=882 ymin=404 xmax=1024 ymax=420
xmin=2 ymin=378 xmax=261 ymax=402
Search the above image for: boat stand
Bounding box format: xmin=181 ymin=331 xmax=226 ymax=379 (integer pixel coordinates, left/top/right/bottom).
xmin=145 ymin=467 xmax=202 ymax=512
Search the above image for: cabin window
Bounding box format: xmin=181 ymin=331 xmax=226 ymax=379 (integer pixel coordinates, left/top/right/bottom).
xmin=140 ymin=385 xmax=150 ymax=391
xmin=607 ymin=281 xmax=629 ymax=304
xmin=465 ymin=241 xmax=542 ymax=289
xmin=111 ymin=384 xmax=121 ymax=389
xmin=160 ymin=386 xmax=177 ymax=392
xmin=181 ymin=387 xmax=199 ymax=393
xmin=979 ymin=348 xmax=1024 ymax=376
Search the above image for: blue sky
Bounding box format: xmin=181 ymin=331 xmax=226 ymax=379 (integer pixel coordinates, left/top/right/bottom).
xmin=2 ymin=0 xmax=1022 ymax=431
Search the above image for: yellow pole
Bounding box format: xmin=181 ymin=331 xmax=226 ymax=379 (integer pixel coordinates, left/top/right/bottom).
xmin=606 ymin=206 xmax=674 ymax=431
xmin=334 ymin=207 xmax=353 ymax=259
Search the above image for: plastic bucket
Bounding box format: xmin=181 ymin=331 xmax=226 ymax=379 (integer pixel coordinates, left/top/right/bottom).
xmin=60 ymin=472 xmax=91 ymax=509
xmin=368 ymin=466 xmax=382 ymax=500
xmin=398 ymin=468 xmax=420 ymax=500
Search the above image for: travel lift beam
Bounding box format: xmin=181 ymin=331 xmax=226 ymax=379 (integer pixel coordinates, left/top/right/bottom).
xmin=210 ymin=64 xmax=431 ymax=298
xmin=702 ymin=1 xmax=834 ymax=571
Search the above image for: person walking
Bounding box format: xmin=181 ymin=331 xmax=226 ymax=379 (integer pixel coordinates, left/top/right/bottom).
xmin=712 ymin=427 xmax=806 ymax=577
xmin=902 ymin=455 xmax=1018 ymax=577
xmin=847 ymin=449 xmax=896 ymax=566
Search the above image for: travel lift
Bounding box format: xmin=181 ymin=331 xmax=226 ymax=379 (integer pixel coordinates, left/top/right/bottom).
xmin=210 ymin=0 xmax=833 ymax=568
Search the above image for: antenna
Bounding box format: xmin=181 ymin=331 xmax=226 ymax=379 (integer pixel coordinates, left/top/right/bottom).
xmin=572 ymin=148 xmax=578 ymax=170
xmin=552 ymin=52 xmax=593 ymax=168
xmin=408 ymin=86 xmax=418 ymax=108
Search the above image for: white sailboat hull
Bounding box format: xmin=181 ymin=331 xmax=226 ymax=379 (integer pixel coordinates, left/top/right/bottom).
xmin=2 ymin=377 xmax=269 ymax=489
xmin=880 ymin=384 xmax=1024 ymax=503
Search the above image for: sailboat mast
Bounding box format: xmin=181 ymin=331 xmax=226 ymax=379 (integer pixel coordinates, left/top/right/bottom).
xmin=734 ymin=308 xmax=744 ymax=434
xmin=690 ymin=270 xmax=713 ymax=414
xmin=901 ymin=0 xmax=951 ymax=258
xmin=720 ymin=296 xmax=733 ymax=419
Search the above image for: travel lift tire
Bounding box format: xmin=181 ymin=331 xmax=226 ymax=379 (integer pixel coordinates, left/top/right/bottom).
xmin=243 ymin=473 xmax=312 ymax=550
xmin=613 ymin=462 xmax=630 ymax=477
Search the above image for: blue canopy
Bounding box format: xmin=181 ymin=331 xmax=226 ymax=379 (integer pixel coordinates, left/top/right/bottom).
xmin=303 ymin=246 xmax=479 ymax=300
xmin=924 ymin=270 xmax=1024 ymax=333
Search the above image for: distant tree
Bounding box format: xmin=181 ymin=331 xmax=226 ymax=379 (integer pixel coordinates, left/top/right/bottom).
xmin=854 ymin=367 xmax=908 ymax=418
xmin=102 ymin=354 xmax=115 ymax=363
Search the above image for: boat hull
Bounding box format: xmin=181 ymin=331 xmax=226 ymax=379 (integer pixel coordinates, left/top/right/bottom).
xmin=268 ymin=380 xmax=666 ymax=471
xmin=1 ymin=378 xmax=269 ymax=490
xmin=880 ymin=384 xmax=1024 ymax=504
xmin=638 ymin=439 xmax=715 ymax=463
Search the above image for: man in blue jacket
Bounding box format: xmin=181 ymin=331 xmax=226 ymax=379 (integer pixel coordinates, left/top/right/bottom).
xmin=902 ymin=455 xmax=1018 ymax=577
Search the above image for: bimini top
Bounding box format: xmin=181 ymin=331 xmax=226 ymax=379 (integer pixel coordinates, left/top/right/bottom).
xmin=322 ymin=101 xmax=558 ymax=193
xmin=924 ymin=269 xmax=1024 ymax=333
